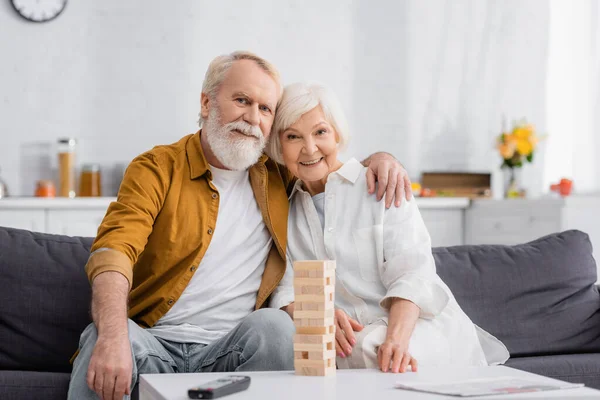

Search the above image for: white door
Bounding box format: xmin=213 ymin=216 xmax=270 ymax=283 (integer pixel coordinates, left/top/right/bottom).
xmin=0 ymin=209 xmax=46 ymax=233
xmin=47 ymin=209 xmax=107 ymax=237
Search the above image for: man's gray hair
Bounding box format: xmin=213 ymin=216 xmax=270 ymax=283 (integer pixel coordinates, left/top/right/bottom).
xmin=266 ymin=82 xmax=349 ymax=165
xmin=198 ymin=51 xmax=281 ymax=127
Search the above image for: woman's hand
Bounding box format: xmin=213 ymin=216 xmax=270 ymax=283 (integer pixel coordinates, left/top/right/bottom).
xmin=334 ymin=308 xmax=363 ymax=358
xmin=378 ymin=337 xmax=418 ymax=373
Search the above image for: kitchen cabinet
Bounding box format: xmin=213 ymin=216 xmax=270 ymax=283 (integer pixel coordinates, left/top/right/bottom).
xmin=0 ymin=197 xmax=597 ymax=264
xmin=465 ymin=199 xmax=563 ymax=245
xmin=0 ymin=197 xmax=470 ymax=246
xmin=0 ymin=209 xmax=46 ymax=233
xmin=0 ymin=198 xmax=114 ymax=238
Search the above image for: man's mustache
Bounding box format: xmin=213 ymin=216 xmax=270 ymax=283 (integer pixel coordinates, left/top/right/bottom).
xmin=223 ymin=121 xmax=262 ymax=139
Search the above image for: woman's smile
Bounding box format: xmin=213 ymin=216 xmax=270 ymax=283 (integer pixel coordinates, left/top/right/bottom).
xmin=299 ymin=157 xmax=324 ymax=167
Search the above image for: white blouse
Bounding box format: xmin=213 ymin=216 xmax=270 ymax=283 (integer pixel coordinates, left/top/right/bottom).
xmin=270 ymin=158 xmax=509 ymax=365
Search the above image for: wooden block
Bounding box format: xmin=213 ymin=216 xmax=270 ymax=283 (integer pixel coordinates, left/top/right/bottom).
xmin=308 ymin=350 xmax=337 ymax=360
xmin=308 ymin=317 xmax=334 ymax=326
xmin=293 ymin=260 xmax=336 ymax=271
xmin=307 ymin=268 xmax=335 ymax=279
xmin=297 ymin=302 xmax=333 ymax=311
xmin=295 ymin=324 xmax=336 ymax=335
xmin=293 ymin=341 xmax=335 ymax=352
xmin=293 ymin=284 xmax=334 ymax=296
xmin=294 ymin=365 xmax=336 ymax=376
xmin=294 ymin=318 xmax=334 ymax=327
xmin=295 ymin=293 xmax=335 ymax=304
xmin=294 ymin=270 xmax=310 ymax=278
xmin=295 ymin=268 xmax=334 ymax=279
xmin=294 ymin=358 xmax=336 ymax=368
xmin=293 ymin=309 xmax=334 ymax=319
xmin=294 ymin=334 xmax=335 ymax=344
xmin=294 ymin=351 xmax=309 ymax=359
xmin=294 ymin=277 xmax=335 ymax=287
xmin=295 ymin=302 xmax=334 ymax=312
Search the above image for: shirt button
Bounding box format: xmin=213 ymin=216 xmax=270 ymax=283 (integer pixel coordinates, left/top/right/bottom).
xmin=167 ymin=299 xmax=174 ymax=305
xmin=208 ymin=228 xmax=213 ymax=235
xmin=212 ymin=193 xmax=218 ymax=199
xmin=328 ymin=227 xmax=334 ymax=232
xmin=190 ymin=266 xmax=196 ymax=272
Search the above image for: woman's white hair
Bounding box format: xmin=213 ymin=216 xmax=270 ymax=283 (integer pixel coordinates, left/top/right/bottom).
xmin=198 ymin=51 xmax=281 ymax=127
xmin=266 ymin=82 xmax=349 ymax=165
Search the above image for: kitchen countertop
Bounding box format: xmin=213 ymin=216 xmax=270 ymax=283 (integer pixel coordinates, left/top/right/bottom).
xmin=0 ymin=196 xmax=472 ymax=209
xmin=0 ymin=197 xmax=118 ymax=209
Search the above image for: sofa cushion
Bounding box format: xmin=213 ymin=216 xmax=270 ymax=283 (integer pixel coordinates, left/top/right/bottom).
xmin=507 ymin=353 xmax=600 ymax=390
xmin=0 ymin=227 xmax=93 ymax=372
xmin=0 ymin=371 xmax=70 ymax=400
xmin=434 ymin=230 xmax=600 ymax=357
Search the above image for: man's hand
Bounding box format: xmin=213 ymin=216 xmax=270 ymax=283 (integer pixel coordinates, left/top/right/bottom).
xmin=87 ymin=334 xmax=133 ymax=400
xmin=87 ymin=271 xmax=132 ymax=400
xmin=378 ymin=336 xmax=417 ymax=373
xmin=364 ymin=153 xmax=412 ymax=208
xmin=334 ymin=308 xmax=364 ymax=358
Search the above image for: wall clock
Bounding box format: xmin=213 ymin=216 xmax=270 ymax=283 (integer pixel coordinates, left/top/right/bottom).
xmin=11 ymin=0 xmax=67 ymax=23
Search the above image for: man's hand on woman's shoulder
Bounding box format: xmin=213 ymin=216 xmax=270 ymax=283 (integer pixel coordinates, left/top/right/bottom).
xmin=363 ymin=152 xmax=412 ymax=208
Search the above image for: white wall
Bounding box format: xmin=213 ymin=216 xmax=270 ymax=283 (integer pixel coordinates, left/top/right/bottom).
xmin=0 ymin=0 xmax=356 ymax=195
xmin=0 ymin=0 xmax=583 ymax=198
xmin=346 ymin=0 xmax=550 ymax=198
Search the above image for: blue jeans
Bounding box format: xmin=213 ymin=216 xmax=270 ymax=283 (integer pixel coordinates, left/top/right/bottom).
xmin=68 ymin=309 xmax=295 ymax=400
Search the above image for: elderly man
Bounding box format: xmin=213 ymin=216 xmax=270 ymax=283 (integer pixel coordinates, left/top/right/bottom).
xmin=68 ymin=51 xmax=412 ymax=400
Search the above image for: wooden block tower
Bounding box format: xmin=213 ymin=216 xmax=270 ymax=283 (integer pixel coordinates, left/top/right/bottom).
xmin=293 ymin=260 xmax=336 ymax=376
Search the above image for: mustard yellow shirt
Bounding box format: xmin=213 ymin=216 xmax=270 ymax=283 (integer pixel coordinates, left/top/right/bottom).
xmin=86 ymin=131 xmax=293 ymax=328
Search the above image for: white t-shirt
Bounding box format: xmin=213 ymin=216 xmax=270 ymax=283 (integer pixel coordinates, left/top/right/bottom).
xmin=147 ymin=164 xmax=272 ymax=344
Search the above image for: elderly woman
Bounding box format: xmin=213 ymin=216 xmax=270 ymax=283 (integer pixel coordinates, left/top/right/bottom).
xmin=268 ymin=83 xmax=509 ymax=373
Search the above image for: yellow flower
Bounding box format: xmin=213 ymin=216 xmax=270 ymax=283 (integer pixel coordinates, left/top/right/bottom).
xmin=516 ymin=139 xmax=533 ymax=156
xmin=513 ymin=124 xmax=534 ymax=140
xmin=497 ymin=141 xmax=516 ymax=159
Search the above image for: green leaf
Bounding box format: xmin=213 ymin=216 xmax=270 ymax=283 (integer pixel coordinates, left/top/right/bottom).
xmin=526 ymin=153 xmax=534 ymax=163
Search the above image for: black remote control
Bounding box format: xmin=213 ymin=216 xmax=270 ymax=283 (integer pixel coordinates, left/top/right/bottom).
xmin=188 ymin=375 xmax=251 ymax=399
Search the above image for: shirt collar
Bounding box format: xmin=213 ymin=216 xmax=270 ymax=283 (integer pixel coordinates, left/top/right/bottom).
xmin=332 ymin=158 xmax=363 ymax=184
xmin=186 ymin=130 xmax=268 ymax=180
xmin=187 ymin=131 xmax=209 ymax=179
xmin=289 ymin=158 xmax=363 ymax=198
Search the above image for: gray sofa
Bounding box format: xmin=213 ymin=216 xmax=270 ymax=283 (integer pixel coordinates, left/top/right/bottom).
xmin=0 ymin=227 xmax=599 ymax=399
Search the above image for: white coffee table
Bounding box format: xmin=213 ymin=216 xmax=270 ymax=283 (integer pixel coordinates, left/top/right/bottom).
xmin=140 ymin=366 xmax=599 ymax=399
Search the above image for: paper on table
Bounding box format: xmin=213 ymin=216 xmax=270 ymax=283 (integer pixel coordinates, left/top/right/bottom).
xmin=395 ymin=376 xmax=584 ymax=397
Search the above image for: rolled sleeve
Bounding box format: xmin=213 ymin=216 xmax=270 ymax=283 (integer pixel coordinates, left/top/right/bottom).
xmin=380 ymin=196 xmax=450 ymax=318
xmin=86 ymin=153 xmax=168 ymax=288
xmin=380 ymin=272 xmax=449 ymax=318
xmin=86 ymin=247 xmax=134 ymax=287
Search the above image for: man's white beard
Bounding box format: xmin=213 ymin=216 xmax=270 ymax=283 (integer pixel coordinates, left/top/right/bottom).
xmin=203 ymin=106 xmax=266 ymax=171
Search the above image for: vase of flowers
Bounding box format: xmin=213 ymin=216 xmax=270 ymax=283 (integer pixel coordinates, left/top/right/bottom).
xmin=496 ymin=119 xmax=541 ymax=198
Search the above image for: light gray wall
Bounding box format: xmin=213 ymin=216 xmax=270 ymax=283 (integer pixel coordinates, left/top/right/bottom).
xmin=0 ymin=0 xmax=564 ymax=197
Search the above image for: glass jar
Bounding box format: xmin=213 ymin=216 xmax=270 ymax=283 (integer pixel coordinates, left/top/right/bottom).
xmin=79 ymin=164 xmax=102 ymax=197
xmin=35 ymin=180 xmax=56 ymax=197
xmin=58 ymin=138 xmax=77 ymax=198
